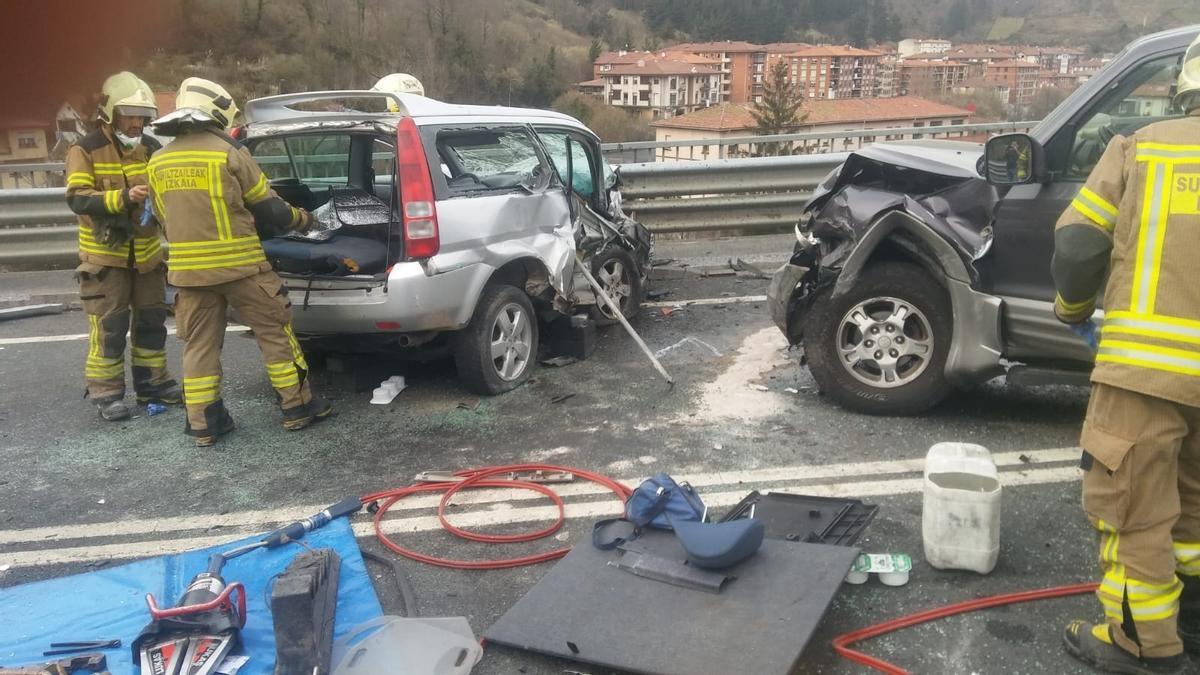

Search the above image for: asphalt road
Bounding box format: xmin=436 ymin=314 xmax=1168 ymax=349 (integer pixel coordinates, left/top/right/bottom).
xmin=0 ymin=239 xmax=1103 ymax=674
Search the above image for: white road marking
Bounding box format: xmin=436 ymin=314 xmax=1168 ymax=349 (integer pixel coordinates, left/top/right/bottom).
xmin=644 ymin=295 xmax=767 ymax=308
xmin=0 ymin=448 xmax=1077 ymax=547
xmin=0 ymin=464 xmax=1080 ymax=568
xmin=0 ymin=325 xmax=249 ymax=346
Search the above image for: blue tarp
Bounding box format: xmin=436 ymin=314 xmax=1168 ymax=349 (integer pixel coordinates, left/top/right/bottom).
xmin=0 ymin=518 xmax=382 ymax=673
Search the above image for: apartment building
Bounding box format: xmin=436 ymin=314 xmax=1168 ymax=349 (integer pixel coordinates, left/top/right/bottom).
xmin=663 ymin=41 xmax=765 ymax=104
xmin=0 ymin=118 xmax=53 ymax=189
xmin=875 ymin=56 xmax=898 ymax=98
xmin=765 ymin=46 xmax=882 ymax=100
xmin=984 ymin=59 xmax=1040 ymax=106
xmin=599 ymin=58 xmax=723 ymax=119
xmin=649 ymin=96 xmax=972 ymax=160
xmin=898 ymin=38 xmax=951 ymax=57
xmin=897 ymin=59 xmax=973 ymax=97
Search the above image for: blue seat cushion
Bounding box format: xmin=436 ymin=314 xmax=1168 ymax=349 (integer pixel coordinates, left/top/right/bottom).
xmin=669 ymin=517 xmax=764 ymax=569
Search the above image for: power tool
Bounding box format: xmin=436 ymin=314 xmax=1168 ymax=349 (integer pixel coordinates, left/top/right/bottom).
xmin=133 ymin=553 xmax=245 ymax=675
xmin=133 ymin=497 xmax=363 ymax=674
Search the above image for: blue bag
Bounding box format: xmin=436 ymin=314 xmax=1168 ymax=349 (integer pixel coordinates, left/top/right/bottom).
xmin=593 ymin=473 xmax=706 ymax=550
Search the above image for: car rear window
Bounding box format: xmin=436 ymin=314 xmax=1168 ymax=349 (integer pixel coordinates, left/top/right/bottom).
xmin=250 ymin=133 xmax=351 ymax=186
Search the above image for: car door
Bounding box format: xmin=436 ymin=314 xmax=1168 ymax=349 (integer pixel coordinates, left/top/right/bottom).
xmin=422 ymin=123 xmax=575 ymax=292
xmin=981 ymin=51 xmax=1188 ymax=362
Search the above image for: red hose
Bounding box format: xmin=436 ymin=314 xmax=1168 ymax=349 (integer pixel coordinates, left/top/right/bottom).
xmin=832 ymin=581 xmax=1099 ymax=674
xmin=361 ymin=463 xmax=632 ymax=570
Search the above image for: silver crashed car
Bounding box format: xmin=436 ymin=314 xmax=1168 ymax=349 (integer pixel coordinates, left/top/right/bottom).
xmin=235 ymin=90 xmax=652 ymax=395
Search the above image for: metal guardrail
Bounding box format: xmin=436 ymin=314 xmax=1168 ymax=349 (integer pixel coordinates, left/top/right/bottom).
xmin=0 ymin=121 xmax=1032 ymax=269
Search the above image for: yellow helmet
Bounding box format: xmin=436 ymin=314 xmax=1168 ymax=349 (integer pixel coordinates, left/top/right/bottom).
xmin=1178 ymin=34 xmax=1200 ymax=112
xmin=174 ymin=77 xmax=240 ymax=129
xmin=371 ymin=73 xmax=425 ymax=112
xmin=98 ymin=71 xmax=157 ymax=124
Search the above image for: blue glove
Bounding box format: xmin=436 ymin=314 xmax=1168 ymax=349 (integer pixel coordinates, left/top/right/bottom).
xmin=1069 ymin=319 xmax=1099 ymax=352
xmin=140 ymin=198 xmax=154 ymax=226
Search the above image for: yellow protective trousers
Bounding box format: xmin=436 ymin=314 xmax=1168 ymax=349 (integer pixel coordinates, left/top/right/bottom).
xmin=1081 ymin=382 xmax=1200 ymax=658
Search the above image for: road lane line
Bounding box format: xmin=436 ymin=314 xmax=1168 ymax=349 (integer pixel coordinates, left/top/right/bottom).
xmin=0 ymin=448 xmax=1079 ymax=546
xmin=0 ymin=325 xmax=249 ymax=346
xmin=0 ymin=465 xmax=1081 ymax=568
xmin=644 ymin=295 xmax=767 ymax=308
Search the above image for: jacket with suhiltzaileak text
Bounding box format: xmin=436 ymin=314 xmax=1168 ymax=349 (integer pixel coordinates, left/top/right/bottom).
xmin=148 ymin=129 xmax=310 ymax=287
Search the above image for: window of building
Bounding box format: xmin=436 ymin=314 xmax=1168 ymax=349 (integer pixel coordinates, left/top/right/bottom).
xmin=669 ymin=77 xmax=677 ymax=89
xmin=640 ymin=90 xmax=649 ymax=102
xmin=0 ymin=134 xmax=10 ymax=155
xmin=669 ymin=93 xmax=677 ymax=106
xmin=17 ymin=135 xmax=38 ymax=149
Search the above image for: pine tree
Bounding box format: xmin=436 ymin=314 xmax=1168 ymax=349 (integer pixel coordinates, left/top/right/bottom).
xmin=749 ymin=60 xmax=807 ymax=156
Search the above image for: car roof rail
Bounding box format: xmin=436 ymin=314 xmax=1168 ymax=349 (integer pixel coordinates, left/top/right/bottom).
xmin=244 ymin=90 xmax=406 ymax=124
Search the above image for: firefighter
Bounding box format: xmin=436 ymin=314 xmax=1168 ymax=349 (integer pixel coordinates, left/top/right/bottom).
xmin=1055 ymin=36 xmax=1200 ymax=675
xmin=66 ymin=72 xmax=181 ymax=421
xmin=148 ymin=78 xmax=331 ymax=447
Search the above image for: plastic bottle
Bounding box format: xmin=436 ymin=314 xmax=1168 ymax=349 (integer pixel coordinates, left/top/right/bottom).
xmin=922 ymin=442 xmax=1002 ymax=574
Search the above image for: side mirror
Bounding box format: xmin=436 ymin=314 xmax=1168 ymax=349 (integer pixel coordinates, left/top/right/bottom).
xmin=982 ymin=133 xmax=1045 ymax=186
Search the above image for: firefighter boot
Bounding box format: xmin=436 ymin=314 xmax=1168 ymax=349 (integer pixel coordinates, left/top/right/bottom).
xmin=95 ymin=398 xmax=131 ymax=421
xmin=1180 ymin=575 xmax=1200 ymax=654
xmin=185 ymin=400 xmax=236 ymax=447
xmin=136 ymin=379 xmax=183 ymax=405
xmin=281 ymin=396 xmax=333 ymax=431
xmin=1064 ymin=621 xmax=1191 ymax=674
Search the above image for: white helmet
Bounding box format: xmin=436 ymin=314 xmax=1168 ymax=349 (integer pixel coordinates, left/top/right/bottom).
xmin=98 ymin=71 xmax=157 ymax=124
xmin=153 ymin=77 xmax=240 ymax=132
xmin=1177 ymin=34 xmax=1200 ymax=112
xmin=371 ymin=73 xmax=425 ymax=111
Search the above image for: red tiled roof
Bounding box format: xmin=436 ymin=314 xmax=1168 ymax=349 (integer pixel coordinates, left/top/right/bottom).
xmin=786 ymin=45 xmax=883 ymax=58
xmin=762 ymin=42 xmax=814 ymax=53
xmin=987 ymin=59 xmax=1039 ymax=69
xmin=666 ymin=41 xmax=763 ymax=53
xmin=578 ymin=79 xmax=604 ymax=87
xmin=651 ymin=96 xmax=972 ymax=131
xmin=605 ymin=60 xmax=721 ymax=76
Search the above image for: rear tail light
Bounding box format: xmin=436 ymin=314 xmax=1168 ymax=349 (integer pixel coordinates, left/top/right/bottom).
xmin=396 ymin=117 xmax=439 ymax=259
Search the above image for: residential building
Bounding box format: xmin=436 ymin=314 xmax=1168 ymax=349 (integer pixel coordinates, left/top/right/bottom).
xmin=1036 ymin=70 xmax=1080 ymax=91
xmin=1120 ymin=83 xmax=1175 ymax=117
xmin=765 ymin=46 xmax=882 ymax=100
xmin=953 ymin=77 xmax=1012 ymax=115
xmin=663 ymin=41 xmax=766 ymax=104
xmin=875 ymin=56 xmax=898 ymax=98
xmin=0 ymin=117 xmax=53 ymax=189
xmin=898 ymin=38 xmax=951 ymax=57
xmin=898 ymin=59 xmax=972 ymax=97
xmin=597 ymin=57 xmax=723 ymax=120
xmin=649 ymin=95 xmax=972 ymax=161
xmin=1033 ymin=47 xmax=1086 ymax=73
xmin=984 ymin=59 xmax=1040 ymax=107
xmin=577 ymin=78 xmax=605 ymax=98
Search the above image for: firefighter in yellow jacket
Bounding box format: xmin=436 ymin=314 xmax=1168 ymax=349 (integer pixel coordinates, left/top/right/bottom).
xmin=1055 ymin=36 xmax=1200 ymax=674
xmin=148 ymin=78 xmax=331 ymax=447
xmin=66 ymin=72 xmax=181 ymax=421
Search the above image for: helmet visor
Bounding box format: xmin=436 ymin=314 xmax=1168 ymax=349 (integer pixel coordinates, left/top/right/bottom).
xmin=114 ymin=104 xmax=156 ymax=119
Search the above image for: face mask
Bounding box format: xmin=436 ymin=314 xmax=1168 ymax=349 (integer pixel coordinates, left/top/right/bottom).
xmin=115 ymin=130 xmax=141 ymax=149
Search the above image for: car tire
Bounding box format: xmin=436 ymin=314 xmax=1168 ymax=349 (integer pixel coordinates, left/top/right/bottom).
xmin=453 ymin=284 xmax=539 ymax=395
xmin=588 ymin=247 xmax=643 ymax=326
xmin=805 ymin=262 xmax=953 ymax=416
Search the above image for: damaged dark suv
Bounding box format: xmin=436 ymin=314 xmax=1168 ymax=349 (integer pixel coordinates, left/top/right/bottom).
xmin=769 ymin=25 xmax=1200 ymax=415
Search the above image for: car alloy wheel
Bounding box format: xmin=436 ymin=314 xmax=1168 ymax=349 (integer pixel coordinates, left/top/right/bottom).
xmin=836 ymin=296 xmax=934 ymax=389
xmin=596 ymin=258 xmax=633 ymax=321
xmin=491 ymin=302 xmax=533 ymax=381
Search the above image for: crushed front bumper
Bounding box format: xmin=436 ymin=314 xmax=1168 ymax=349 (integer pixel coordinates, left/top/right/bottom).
xmin=767 ymin=263 xmax=810 ymax=339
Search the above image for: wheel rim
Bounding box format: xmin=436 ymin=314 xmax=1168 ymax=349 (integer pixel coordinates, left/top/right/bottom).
xmin=836 ymin=296 xmax=934 ymax=389
xmin=597 ymin=259 xmax=632 ymax=320
xmin=490 ymin=302 xmax=533 ymax=381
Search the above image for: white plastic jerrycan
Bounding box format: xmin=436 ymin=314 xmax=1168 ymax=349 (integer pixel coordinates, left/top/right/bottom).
xmin=922 ymin=442 xmax=1002 ymax=574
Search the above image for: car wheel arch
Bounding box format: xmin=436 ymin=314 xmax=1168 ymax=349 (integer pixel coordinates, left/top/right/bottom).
xmin=830 ymin=210 xmax=969 ymax=302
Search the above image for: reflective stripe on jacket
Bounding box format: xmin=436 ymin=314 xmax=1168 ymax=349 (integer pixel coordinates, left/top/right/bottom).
xmin=1054 ymin=110 xmax=1200 ymax=406
xmin=64 ymin=128 xmax=163 ymax=271
xmin=148 ymin=130 xmax=305 ymax=287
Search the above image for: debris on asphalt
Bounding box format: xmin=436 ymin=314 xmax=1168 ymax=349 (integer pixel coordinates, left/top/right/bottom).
xmin=784 ymin=387 xmax=800 ymax=394
xmin=550 ymin=393 xmax=576 ymax=404
xmin=146 ymin=403 xmax=167 ymax=416
xmin=539 ymin=355 xmax=578 ymax=368
xmin=749 ymin=384 xmax=770 ymax=392
xmin=699 ymin=266 xmax=736 ymax=277
xmin=645 ymin=289 xmax=672 ymax=300
xmin=649 ymin=258 xmax=675 ymax=267
xmin=653 ymin=336 xmax=723 ymax=359
xmin=923 ymin=443 xmax=1002 ymax=575
xmin=659 ymin=307 xmax=679 ymax=317
xmin=455 ymin=399 xmax=481 ymax=411
xmin=728 ymin=258 xmax=771 ymax=279
xmin=0 ymin=303 xmax=66 ymax=322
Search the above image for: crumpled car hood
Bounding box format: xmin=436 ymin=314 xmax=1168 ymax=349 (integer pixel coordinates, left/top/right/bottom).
xmin=801 ymin=141 xmax=997 ymax=276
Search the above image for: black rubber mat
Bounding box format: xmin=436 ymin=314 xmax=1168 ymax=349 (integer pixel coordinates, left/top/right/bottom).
xmin=485 ymin=527 xmax=859 ymax=675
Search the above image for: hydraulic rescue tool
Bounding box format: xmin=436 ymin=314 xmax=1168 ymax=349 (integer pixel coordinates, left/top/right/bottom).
xmin=133 ymin=497 xmax=363 ymax=674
